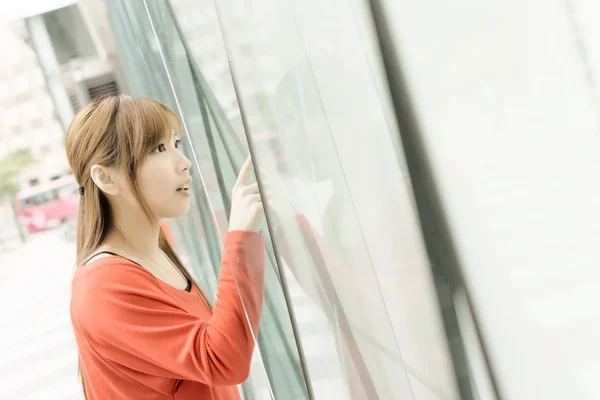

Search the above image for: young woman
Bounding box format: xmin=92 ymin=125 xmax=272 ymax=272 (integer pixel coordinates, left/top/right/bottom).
xmin=66 ymin=95 xmax=266 ymax=399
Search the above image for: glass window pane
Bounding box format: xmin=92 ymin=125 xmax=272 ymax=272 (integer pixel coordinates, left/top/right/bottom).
xmin=380 ymin=0 xmax=600 ymax=398
xmin=213 ymin=0 xmax=461 ymax=398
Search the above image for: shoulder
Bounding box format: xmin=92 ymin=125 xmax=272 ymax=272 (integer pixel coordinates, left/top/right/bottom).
xmin=70 ymin=257 xmax=168 ymax=327
xmin=72 ymin=256 xmax=160 ymax=296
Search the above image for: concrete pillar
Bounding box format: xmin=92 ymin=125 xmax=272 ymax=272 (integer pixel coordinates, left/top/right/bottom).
xmin=25 ymin=15 xmax=75 ymax=134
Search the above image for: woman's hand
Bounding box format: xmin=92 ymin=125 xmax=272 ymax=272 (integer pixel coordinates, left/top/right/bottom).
xmin=228 ymin=156 xmax=265 ymax=233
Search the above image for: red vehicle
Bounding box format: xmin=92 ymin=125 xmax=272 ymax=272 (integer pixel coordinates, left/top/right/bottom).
xmin=15 ymin=175 xmax=79 ymax=234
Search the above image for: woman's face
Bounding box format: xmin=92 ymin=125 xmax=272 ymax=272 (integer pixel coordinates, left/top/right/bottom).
xmin=136 ymin=133 xmax=192 ymax=220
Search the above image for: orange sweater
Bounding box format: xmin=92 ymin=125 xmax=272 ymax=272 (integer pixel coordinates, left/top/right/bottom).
xmin=70 ymin=231 xmax=265 ymax=399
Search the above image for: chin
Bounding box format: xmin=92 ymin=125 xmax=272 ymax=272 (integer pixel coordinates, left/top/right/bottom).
xmin=162 ymin=204 xmax=190 ymax=219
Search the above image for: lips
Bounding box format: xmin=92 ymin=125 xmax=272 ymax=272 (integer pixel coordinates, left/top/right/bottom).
xmin=176 ymin=178 xmax=192 ymax=192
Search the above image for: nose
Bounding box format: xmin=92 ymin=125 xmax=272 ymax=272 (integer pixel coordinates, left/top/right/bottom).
xmin=178 ymin=151 xmax=192 ymax=173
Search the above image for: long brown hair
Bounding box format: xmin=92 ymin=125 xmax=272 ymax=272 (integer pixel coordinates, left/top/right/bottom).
xmin=65 ymin=95 xmax=195 ymax=398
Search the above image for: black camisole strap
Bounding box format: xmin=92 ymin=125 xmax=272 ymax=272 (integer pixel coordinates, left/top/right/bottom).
xmin=83 ymin=251 xmax=192 ymax=292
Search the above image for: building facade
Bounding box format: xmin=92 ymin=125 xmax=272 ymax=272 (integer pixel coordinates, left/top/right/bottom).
xmin=0 ymin=21 xmax=68 ymax=188
xmin=103 ymin=1 xmax=600 ymax=399
xmin=0 ymin=0 xmax=125 ymax=190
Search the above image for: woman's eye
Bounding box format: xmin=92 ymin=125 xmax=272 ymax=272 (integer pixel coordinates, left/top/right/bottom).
xmin=175 ymin=139 xmax=182 ymax=148
xmin=155 ymin=143 xmax=166 ymax=153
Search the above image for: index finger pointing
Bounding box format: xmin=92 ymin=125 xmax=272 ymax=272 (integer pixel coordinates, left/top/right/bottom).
xmin=236 ymin=155 xmax=254 ymax=186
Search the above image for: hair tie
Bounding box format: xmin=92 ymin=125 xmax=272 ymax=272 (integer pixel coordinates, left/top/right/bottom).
xmin=78 ymin=186 xmax=85 ymax=195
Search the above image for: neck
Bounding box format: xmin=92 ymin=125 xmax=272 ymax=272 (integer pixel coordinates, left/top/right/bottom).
xmin=102 ymin=202 xmax=162 ymax=260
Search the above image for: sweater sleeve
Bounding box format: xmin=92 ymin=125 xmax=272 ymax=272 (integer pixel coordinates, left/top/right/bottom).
xmin=71 ymin=231 xmax=265 ymax=386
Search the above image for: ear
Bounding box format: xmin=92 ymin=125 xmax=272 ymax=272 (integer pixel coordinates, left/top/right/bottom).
xmin=90 ymin=164 xmax=121 ymax=196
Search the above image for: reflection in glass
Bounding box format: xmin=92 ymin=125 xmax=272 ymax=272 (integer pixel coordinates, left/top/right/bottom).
xmin=213 ymin=0 xmax=461 ymax=398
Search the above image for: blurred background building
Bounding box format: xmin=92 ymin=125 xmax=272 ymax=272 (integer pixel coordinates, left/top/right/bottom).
xmin=0 ymin=21 xmax=67 ymax=189
xmin=0 ymin=0 xmax=126 ymax=189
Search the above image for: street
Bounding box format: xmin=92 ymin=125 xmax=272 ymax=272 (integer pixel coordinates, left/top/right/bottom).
xmin=0 ymin=230 xmax=83 ymax=399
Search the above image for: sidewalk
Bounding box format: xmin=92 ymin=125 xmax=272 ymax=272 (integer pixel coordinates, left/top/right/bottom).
xmin=0 ymin=230 xmax=82 ymax=400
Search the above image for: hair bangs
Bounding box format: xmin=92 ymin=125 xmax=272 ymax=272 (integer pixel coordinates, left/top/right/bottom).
xmin=117 ymin=96 xmax=185 ymax=163
xmin=141 ymin=100 xmax=185 ymax=152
